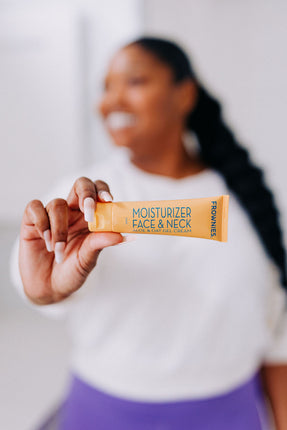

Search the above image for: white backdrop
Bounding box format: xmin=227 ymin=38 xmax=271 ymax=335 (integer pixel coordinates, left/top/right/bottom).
xmin=0 ymin=0 xmax=143 ymax=222
xmin=0 ymin=3 xmax=83 ymax=221
xmin=143 ymin=0 xmax=287 ymax=237
xmin=0 ymin=2 xmax=143 ymax=429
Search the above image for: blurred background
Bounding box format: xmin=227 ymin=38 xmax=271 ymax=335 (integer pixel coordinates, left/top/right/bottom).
xmin=1 ymin=0 xmax=286 ymax=429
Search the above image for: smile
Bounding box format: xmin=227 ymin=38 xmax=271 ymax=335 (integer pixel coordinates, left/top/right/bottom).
xmin=105 ymin=112 xmax=137 ymax=130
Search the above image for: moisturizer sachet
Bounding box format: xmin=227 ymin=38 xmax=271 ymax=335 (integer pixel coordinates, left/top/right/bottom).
xmin=88 ymin=195 xmax=229 ymax=241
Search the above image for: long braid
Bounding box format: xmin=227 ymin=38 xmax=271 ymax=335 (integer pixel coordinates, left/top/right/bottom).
xmin=131 ymin=36 xmax=287 ymax=288
xmin=188 ymin=87 xmax=287 ymax=286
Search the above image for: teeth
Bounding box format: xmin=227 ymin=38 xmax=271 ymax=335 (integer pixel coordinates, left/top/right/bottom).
xmin=106 ymin=112 xmax=136 ymax=130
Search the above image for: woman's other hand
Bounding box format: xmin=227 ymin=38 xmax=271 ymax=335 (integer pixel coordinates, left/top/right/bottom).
xmin=19 ymin=177 xmax=123 ymax=305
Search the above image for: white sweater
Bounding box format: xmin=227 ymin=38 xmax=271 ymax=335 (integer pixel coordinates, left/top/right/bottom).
xmin=11 ymin=149 xmax=287 ymax=401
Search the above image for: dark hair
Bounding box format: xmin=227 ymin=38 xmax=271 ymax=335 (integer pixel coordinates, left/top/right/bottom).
xmin=130 ymin=36 xmax=287 ymax=288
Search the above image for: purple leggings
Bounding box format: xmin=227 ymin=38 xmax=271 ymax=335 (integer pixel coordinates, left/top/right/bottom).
xmin=58 ymin=373 xmax=269 ymax=430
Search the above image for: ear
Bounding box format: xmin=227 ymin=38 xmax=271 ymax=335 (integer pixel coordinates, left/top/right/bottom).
xmin=176 ymin=79 xmax=198 ymax=117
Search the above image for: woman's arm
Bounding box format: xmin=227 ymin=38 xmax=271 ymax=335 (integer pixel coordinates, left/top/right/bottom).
xmin=261 ymin=364 xmax=287 ymax=430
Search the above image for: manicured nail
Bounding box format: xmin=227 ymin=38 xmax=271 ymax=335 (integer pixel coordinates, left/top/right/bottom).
xmin=116 ymin=235 xmax=137 ymax=246
xmin=84 ymin=197 xmax=95 ymax=222
xmin=43 ymin=230 xmax=52 ymax=252
xmin=55 ymin=242 xmax=65 ymax=264
xmin=98 ymin=191 xmax=113 ymax=202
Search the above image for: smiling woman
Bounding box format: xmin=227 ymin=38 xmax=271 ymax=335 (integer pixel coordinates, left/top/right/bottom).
xmin=12 ymin=37 xmax=287 ymax=430
xmin=98 ymin=43 xmax=202 ymax=179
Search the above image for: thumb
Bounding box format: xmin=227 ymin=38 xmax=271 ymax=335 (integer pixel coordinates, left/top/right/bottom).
xmin=77 ymin=232 xmax=123 ymax=275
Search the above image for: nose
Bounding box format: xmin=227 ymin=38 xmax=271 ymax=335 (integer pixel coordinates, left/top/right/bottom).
xmin=105 ymin=84 xmax=127 ymax=110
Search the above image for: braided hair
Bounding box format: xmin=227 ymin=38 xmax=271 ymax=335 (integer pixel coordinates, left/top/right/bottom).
xmin=129 ymin=36 xmax=287 ymax=288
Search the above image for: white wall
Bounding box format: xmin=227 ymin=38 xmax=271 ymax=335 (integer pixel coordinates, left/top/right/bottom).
xmin=77 ymin=0 xmax=144 ymax=162
xmin=0 ymin=0 xmax=143 ymax=223
xmin=0 ymin=2 xmax=143 ymax=429
xmin=143 ymin=0 xmax=287 ymax=232
xmin=0 ymin=3 xmax=83 ymax=222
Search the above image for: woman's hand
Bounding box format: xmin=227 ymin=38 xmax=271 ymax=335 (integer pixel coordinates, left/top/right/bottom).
xmin=19 ymin=178 xmax=123 ymax=305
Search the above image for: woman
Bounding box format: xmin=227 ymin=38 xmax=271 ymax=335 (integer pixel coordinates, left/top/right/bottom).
xmin=14 ymin=37 xmax=287 ymax=429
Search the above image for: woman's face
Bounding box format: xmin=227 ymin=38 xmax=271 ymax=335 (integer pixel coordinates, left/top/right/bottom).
xmin=98 ymin=45 xmax=195 ymax=153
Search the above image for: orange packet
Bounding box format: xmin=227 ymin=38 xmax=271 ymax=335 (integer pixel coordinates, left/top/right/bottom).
xmin=88 ymin=195 xmax=229 ymax=241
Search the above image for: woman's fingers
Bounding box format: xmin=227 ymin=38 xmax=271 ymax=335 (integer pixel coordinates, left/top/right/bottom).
xmin=67 ymin=177 xmax=113 ymax=222
xmin=77 ymin=232 xmax=123 ymax=278
xmin=46 ymin=199 xmax=68 ymax=263
xmin=22 ymin=200 xmax=60 ymax=254
xmin=23 ymin=200 xmax=51 ymax=247
xmin=23 ymin=199 xmax=69 ymax=255
xmin=95 ymin=180 xmax=113 ymax=202
xmin=67 ymin=177 xmax=97 ymax=213
xmin=67 ymin=177 xmax=97 ymax=222
xmin=22 ymin=177 xmax=115 ymax=266
xmin=43 ymin=230 xmax=52 ymax=252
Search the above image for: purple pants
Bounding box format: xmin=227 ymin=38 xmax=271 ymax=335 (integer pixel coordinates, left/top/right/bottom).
xmin=58 ymin=373 xmax=269 ymax=430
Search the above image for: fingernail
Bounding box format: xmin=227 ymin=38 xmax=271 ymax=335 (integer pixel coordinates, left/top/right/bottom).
xmin=55 ymin=242 xmax=65 ymax=264
xmin=43 ymin=230 xmax=52 ymax=252
xmin=98 ymin=191 xmax=113 ymax=202
xmin=116 ymin=235 xmax=137 ymax=246
xmin=84 ymin=197 xmax=95 ymax=222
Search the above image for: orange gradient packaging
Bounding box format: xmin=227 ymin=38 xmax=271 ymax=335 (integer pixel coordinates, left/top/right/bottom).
xmin=88 ymin=195 xmax=229 ymax=242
